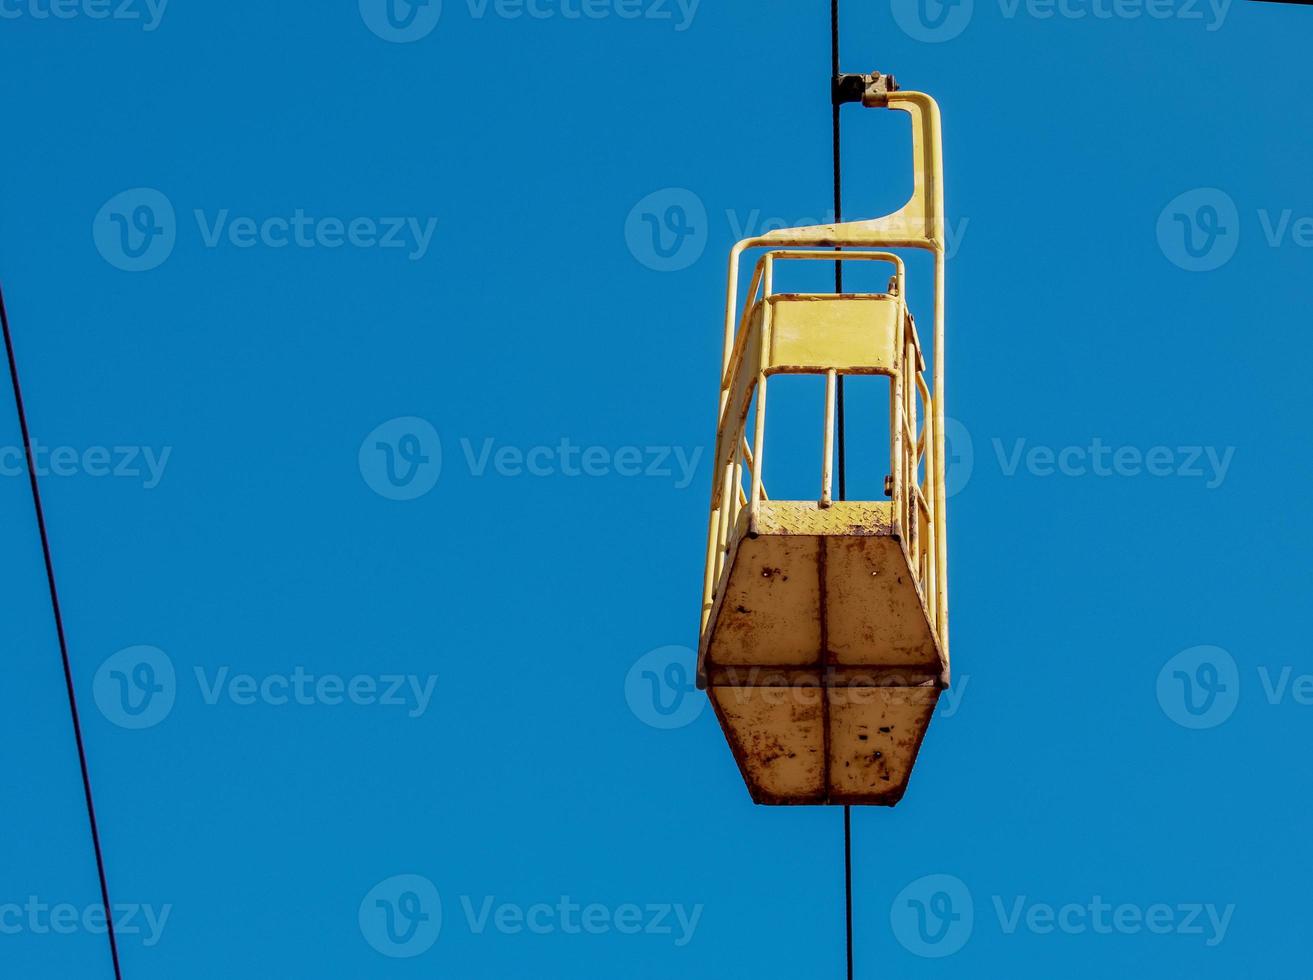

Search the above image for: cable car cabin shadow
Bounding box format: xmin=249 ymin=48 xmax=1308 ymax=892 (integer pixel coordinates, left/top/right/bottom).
xmin=696 ymin=84 xmax=950 ymax=807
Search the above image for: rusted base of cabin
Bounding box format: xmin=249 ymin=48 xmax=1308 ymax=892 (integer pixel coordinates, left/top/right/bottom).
xmin=699 ymin=500 xmax=947 ymax=805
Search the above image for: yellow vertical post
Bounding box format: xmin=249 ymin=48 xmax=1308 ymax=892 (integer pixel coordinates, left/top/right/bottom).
xmin=748 ymin=256 xmax=774 ymax=533
xmin=932 ymin=250 xmax=948 ymax=668
xmin=821 ymin=369 xmax=837 ymax=507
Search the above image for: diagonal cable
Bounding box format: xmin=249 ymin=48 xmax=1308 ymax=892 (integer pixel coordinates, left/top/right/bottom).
xmin=1 ymin=282 xmax=124 ymax=980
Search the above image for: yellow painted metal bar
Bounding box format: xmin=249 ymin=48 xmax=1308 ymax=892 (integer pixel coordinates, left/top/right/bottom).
xmin=747 ymin=92 xmax=944 ymax=252
xmin=741 ymin=436 xmax=765 ymax=499
xmin=932 ymin=249 xmax=946 ymax=670
xmin=821 ymin=368 xmax=837 ymax=508
xmin=748 ymin=255 xmax=774 ymax=534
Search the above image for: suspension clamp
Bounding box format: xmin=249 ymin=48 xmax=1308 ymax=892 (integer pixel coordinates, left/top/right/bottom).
xmin=832 ymin=71 xmax=899 ymax=107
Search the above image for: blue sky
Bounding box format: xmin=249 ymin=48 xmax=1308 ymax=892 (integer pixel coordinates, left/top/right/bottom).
xmin=2 ymin=1 xmax=1312 ymax=977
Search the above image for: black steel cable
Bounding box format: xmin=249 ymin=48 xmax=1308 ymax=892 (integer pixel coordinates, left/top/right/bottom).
xmin=843 ymin=801 xmax=854 ymax=978
xmin=830 ymin=9 xmax=854 ymax=979
xmin=1 ymin=282 xmax=124 ymax=980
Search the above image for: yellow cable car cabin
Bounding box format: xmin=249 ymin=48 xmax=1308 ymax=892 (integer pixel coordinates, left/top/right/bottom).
xmin=698 ymin=78 xmax=950 ymax=806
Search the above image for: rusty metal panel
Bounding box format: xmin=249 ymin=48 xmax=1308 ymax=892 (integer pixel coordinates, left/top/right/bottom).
xmin=700 ymin=495 xmax=945 ymax=805
xmin=766 ymin=294 xmax=902 ymax=375
xmin=706 ymin=681 xmax=938 ymax=806
xmin=704 ymin=502 xmax=893 ymax=671
xmin=711 ymin=686 xmax=826 ymax=803
xmin=702 ymin=501 xmax=940 ymax=672
xmin=828 ymin=687 xmax=938 ymax=805
xmin=707 ymin=666 xmax=941 ymax=688
xmin=825 ymin=536 xmax=943 ymax=668
xmin=708 ymin=531 xmax=822 ymax=666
